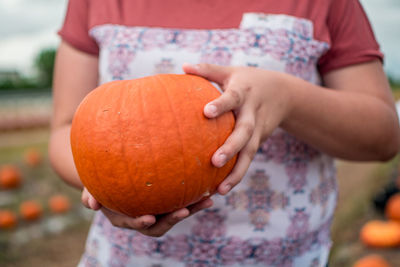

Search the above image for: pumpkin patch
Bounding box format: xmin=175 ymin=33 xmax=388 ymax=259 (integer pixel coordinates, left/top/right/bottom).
xmin=70 ymin=74 xmax=236 ymax=217
xmin=24 ymin=148 xmax=42 ymax=167
xmin=352 ymin=254 xmax=391 ymax=267
xmin=19 ymin=201 xmax=43 ymax=221
xmin=385 ymin=193 xmax=400 ymax=222
xmin=48 ymin=194 xmax=71 ymax=214
xmin=0 ymin=164 xmax=22 ymax=189
xmin=360 ymin=220 xmax=400 ymax=248
xmin=0 ymin=210 xmax=17 ymax=229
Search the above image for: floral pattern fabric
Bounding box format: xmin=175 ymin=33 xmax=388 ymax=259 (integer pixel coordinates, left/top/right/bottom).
xmin=79 ymin=13 xmax=337 ymax=267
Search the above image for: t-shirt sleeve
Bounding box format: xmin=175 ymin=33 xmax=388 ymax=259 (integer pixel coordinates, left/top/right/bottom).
xmin=58 ymin=0 xmax=99 ymax=55
xmin=318 ymin=0 xmax=384 ymax=75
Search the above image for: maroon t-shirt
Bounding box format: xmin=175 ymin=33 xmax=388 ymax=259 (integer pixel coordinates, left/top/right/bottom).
xmin=59 ymin=0 xmax=383 ymax=75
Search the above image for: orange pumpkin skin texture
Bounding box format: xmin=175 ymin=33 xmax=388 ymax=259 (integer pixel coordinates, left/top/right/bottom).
xmin=49 ymin=195 xmax=71 ymax=214
xmin=71 ymin=74 xmax=236 ymax=217
xmin=385 ymin=193 xmax=400 ymax=222
xmin=360 ymin=220 xmax=400 ymax=248
xmin=352 ymin=254 xmax=391 ymax=267
xmin=0 ymin=210 xmax=17 ymax=229
xmin=0 ymin=165 xmax=22 ymax=189
xmin=20 ymin=201 xmax=42 ymax=221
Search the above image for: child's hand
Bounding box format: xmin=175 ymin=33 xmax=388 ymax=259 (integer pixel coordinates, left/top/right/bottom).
xmin=81 ymin=188 xmax=213 ymax=237
xmin=183 ymin=63 xmax=292 ymax=196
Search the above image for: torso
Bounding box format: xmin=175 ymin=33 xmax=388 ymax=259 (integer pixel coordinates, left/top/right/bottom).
xmin=79 ymin=10 xmax=337 ymax=267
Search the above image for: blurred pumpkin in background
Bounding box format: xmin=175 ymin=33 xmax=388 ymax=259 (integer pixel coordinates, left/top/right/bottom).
xmin=360 ymin=220 xmax=400 ymax=248
xmin=48 ymin=194 xmax=71 ymax=214
xmin=385 ymin=193 xmax=400 ymax=222
xmin=0 ymin=210 xmax=17 ymax=229
xmin=352 ymin=254 xmax=391 ymax=267
xmin=0 ymin=164 xmax=22 ymax=189
xmin=19 ymin=201 xmax=43 ymax=221
xmin=24 ymin=148 xmax=42 ymax=167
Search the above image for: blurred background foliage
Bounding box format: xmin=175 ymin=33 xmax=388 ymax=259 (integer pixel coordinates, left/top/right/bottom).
xmin=0 ymin=48 xmax=55 ymax=91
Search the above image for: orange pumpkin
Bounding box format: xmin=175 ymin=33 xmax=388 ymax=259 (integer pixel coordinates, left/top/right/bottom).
xmin=24 ymin=148 xmax=42 ymax=167
xmin=360 ymin=220 xmax=400 ymax=248
xmin=71 ymin=74 xmax=236 ymax=217
xmin=0 ymin=165 xmax=22 ymax=189
xmin=352 ymin=254 xmax=391 ymax=267
xmin=20 ymin=201 xmax=43 ymax=221
xmin=0 ymin=210 xmax=17 ymax=229
xmin=385 ymin=193 xmax=400 ymax=222
xmin=48 ymin=194 xmax=71 ymax=214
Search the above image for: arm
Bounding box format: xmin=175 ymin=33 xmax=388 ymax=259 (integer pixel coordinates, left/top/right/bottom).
xmin=283 ymin=60 xmax=399 ymax=161
xmin=183 ymin=61 xmax=400 ymax=194
xmin=49 ymin=41 xmax=99 ymax=189
xmin=49 ymin=41 xmax=212 ymax=237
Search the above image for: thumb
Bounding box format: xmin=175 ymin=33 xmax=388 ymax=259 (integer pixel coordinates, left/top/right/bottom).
xmin=182 ymin=63 xmax=231 ymax=87
xmin=83 ymin=187 xmax=102 ymax=210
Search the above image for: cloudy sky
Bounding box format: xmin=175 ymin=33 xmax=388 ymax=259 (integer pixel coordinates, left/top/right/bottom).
xmin=0 ymin=0 xmax=399 ymax=78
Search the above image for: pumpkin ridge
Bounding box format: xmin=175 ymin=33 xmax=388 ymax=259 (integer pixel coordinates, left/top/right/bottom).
xmin=211 ymin=95 xmax=221 ymax=194
xmin=89 ymin=154 xmax=124 ymax=213
xmin=157 ymin=75 xmax=187 ymax=209
xmin=138 ymin=78 xmax=163 ymax=213
xmin=117 ymin=82 xmax=140 ymax=211
xmin=89 ymin=85 xmax=130 ymax=216
xmin=90 ymin=102 xmax=131 ymax=215
xmin=190 ymin=76 xmax=207 ymax=202
xmin=100 ymin=83 xmax=133 ymax=215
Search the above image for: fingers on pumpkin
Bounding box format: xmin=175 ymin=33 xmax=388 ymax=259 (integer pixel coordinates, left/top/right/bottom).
xmin=142 ymin=209 xmax=190 ymax=237
xmin=88 ymin=195 xmax=102 ymax=210
xmin=212 ymin=108 xmax=255 ymax=168
xmin=81 ymin=189 xmax=90 ymax=209
xmin=204 ymin=88 xmax=244 ymax=118
xmin=187 ymin=198 xmax=214 ymax=215
xmin=218 ymin=130 xmax=260 ymax=195
xmin=182 ymin=63 xmax=231 ymax=87
xmin=143 ymin=199 xmax=213 ymax=237
xmin=101 ymin=208 xmax=156 ymax=230
xmin=81 ymin=188 xmax=101 ymax=210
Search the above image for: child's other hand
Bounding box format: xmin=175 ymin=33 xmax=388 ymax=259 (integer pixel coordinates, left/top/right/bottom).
xmin=183 ymin=63 xmax=292 ymax=196
xmin=81 ymin=187 xmax=213 ymax=237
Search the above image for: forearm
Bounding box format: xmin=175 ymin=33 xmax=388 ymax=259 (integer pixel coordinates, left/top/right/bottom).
xmin=49 ymin=124 xmax=83 ymax=189
xmin=281 ymin=74 xmax=400 ymax=161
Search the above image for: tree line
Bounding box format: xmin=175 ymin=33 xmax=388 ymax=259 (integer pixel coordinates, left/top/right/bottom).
xmin=0 ymin=48 xmax=56 ymax=91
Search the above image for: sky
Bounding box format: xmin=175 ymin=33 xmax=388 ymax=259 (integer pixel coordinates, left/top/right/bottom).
xmin=0 ymin=0 xmax=399 ymax=79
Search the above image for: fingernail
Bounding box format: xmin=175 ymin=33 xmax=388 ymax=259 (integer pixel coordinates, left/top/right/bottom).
xmin=222 ymin=184 xmax=231 ymax=194
xmin=205 ymin=104 xmax=217 ymax=117
xmin=193 ymin=64 xmax=201 ymax=70
xmin=217 ymin=153 xmax=227 ymax=166
xmin=181 ymin=209 xmax=190 ymax=218
xmin=175 ymin=209 xmax=189 ymax=220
